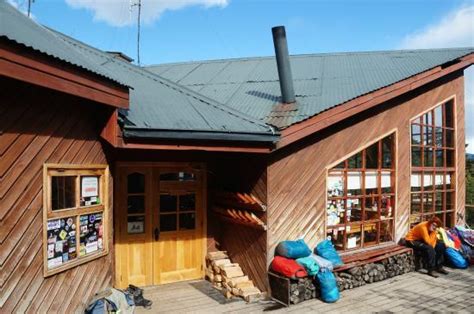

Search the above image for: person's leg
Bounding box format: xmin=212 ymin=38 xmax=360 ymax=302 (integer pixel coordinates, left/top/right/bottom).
xmin=434 ymin=241 xmax=448 ymax=274
xmin=407 ymin=240 xmax=438 ymax=277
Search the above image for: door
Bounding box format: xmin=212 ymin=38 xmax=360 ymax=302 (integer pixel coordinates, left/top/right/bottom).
xmin=115 ymin=163 xmax=205 ymax=288
xmin=152 ymin=168 xmax=204 ymax=284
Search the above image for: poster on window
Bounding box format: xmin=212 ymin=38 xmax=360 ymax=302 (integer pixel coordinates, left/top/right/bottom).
xmin=81 ymin=176 xmax=100 ymax=206
xmin=47 ymin=217 xmax=77 ymax=269
xmin=79 ymin=213 xmax=104 ymax=256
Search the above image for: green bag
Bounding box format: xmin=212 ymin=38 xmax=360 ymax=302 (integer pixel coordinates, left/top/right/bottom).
xmin=296 ymin=256 xmax=320 ymax=276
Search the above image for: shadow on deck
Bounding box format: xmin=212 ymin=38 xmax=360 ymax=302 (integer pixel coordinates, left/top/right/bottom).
xmin=135 ymin=267 xmax=473 ymax=313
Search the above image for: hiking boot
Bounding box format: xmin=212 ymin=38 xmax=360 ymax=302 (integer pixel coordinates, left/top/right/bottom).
xmin=427 ymin=270 xmax=439 ymax=278
xmin=436 ymin=267 xmax=449 ymax=275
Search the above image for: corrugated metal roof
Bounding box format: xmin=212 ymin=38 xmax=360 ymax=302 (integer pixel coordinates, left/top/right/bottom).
xmin=147 ymin=48 xmax=474 ymax=129
xmin=0 ymin=0 xmax=128 ymax=87
xmin=1 ymin=1 xmax=276 ymax=141
xmin=50 ymin=31 xmax=275 ymax=139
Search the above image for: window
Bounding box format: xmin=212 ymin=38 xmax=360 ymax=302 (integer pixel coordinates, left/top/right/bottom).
xmin=43 ymin=164 xmax=109 ymax=276
xmin=410 ymin=100 xmax=455 ymax=228
xmin=326 ymin=133 xmax=396 ymax=251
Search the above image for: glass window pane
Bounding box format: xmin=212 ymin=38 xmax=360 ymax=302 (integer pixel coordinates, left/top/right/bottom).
xmin=347 ymin=171 xmax=362 ymax=196
xmin=423 ymin=173 xmax=434 ymax=191
xmin=346 ymin=198 xmax=362 ymax=223
xmin=381 ymin=196 xmax=393 ymax=218
xmin=382 ymin=136 xmax=392 ymax=168
xmin=179 ymin=213 xmax=196 ymax=230
xmin=445 ymin=130 xmax=454 ymax=148
xmin=80 ymin=176 xmax=100 ymax=206
xmin=423 ymin=126 xmax=433 ymax=146
xmin=446 ymin=150 xmax=455 ymax=167
xmin=446 ymin=192 xmax=454 ymax=209
xmin=424 ymin=111 xmax=433 ymax=125
xmin=411 ymin=193 xmax=422 ymax=214
xmin=128 ymin=195 xmax=145 ymax=214
xmin=160 ymin=214 xmax=177 ymax=232
xmin=435 ymin=212 xmax=445 ymax=226
xmin=446 ymin=173 xmax=454 ymax=190
xmin=179 ymin=194 xmax=195 ymax=211
xmin=435 ymin=173 xmax=444 ymax=190
xmin=334 ymin=161 xmax=345 ymax=169
xmin=412 ymin=147 xmax=422 ymax=167
xmin=363 ymin=223 xmax=378 ymax=246
xmin=127 ymin=215 xmax=145 ymax=234
xmin=79 ymin=213 xmax=103 ymax=256
xmin=423 ymin=193 xmax=434 ymax=213
xmin=346 ymin=225 xmax=361 ymax=250
xmin=365 ymin=171 xmax=378 ymax=194
xmin=160 ymin=172 xmax=195 ymax=181
xmin=51 ymin=176 xmax=76 ymax=210
xmin=364 ymin=197 xmax=379 ymax=220
xmin=327 ymin=200 xmax=344 ymax=226
xmin=435 ymin=192 xmax=443 ymax=212
xmin=446 ymin=211 xmax=454 ymax=228
xmin=410 ymin=214 xmax=422 ymax=228
xmin=46 ymin=217 xmax=77 ymax=269
xmin=365 ymin=143 xmax=379 ymax=169
xmin=381 ymin=171 xmax=392 ymax=193
xmin=435 ymin=149 xmax=444 ymax=167
xmin=434 ymin=127 xmax=443 ymax=147
xmin=327 ymin=172 xmax=344 ymax=197
xmin=380 ymin=220 xmax=394 ymax=243
xmin=434 ymin=106 xmax=443 ymax=127
xmin=411 ymin=124 xmax=421 ymax=145
xmin=445 ymin=101 xmax=454 ymax=128
xmin=327 ymin=227 xmax=345 ymax=251
xmin=128 ymin=173 xmax=145 ymax=194
xmin=348 ymin=152 xmax=362 ymax=169
xmin=411 ymin=173 xmax=422 ymax=192
xmin=424 ymin=148 xmax=434 ymax=167
xmin=160 ymin=194 xmax=177 ymax=213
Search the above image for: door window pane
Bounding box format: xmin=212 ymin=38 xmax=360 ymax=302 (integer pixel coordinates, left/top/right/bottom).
xmin=51 ymin=176 xmax=76 ymax=210
xmin=127 ymin=195 xmax=145 ymax=214
xmin=128 ymin=173 xmax=145 ymax=194
xmin=179 ymin=194 xmax=195 ymax=211
xmin=160 ymin=194 xmax=177 ymax=213
xmin=160 ymin=214 xmax=177 ymax=232
xmin=179 ymin=213 xmax=196 ymax=230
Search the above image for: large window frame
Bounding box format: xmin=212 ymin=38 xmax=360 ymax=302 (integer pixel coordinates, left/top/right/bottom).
xmin=326 ymin=130 xmax=397 ymax=252
xmin=409 ymin=97 xmax=456 ymax=228
xmin=43 ymin=164 xmax=109 ymax=277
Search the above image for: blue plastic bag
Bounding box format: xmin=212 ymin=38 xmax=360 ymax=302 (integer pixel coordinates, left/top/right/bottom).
xmin=316 ymin=269 xmax=339 ymax=303
xmin=309 ymin=253 xmax=333 ymax=271
xmin=296 ymin=256 xmax=320 ymax=276
xmin=275 ymin=239 xmax=312 ymax=259
xmin=445 ymin=247 xmax=469 ymax=269
xmin=315 ymin=240 xmax=343 ymax=267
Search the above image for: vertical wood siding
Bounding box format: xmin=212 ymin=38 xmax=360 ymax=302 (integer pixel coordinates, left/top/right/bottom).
xmin=267 ymin=73 xmax=466 ymax=266
xmin=0 ymin=79 xmax=113 ymax=313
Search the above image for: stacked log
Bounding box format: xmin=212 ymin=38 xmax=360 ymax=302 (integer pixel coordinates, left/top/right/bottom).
xmin=335 ymin=253 xmax=415 ymax=291
xmin=205 ymin=251 xmax=261 ymax=302
xmin=289 ymin=277 xmax=319 ymax=304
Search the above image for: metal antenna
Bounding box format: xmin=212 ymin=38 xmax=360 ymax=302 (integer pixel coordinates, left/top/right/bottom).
xmin=131 ymin=0 xmax=142 ymax=65
xmin=27 ymin=0 xmax=35 ymax=17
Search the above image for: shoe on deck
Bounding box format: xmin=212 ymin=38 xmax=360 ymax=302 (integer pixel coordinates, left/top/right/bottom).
xmin=436 ymin=267 xmax=449 ymax=275
xmin=427 ymin=271 xmax=439 ymax=278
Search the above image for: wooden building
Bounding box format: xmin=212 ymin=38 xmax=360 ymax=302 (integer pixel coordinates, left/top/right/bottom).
xmin=1 ymin=2 xmax=473 ymax=312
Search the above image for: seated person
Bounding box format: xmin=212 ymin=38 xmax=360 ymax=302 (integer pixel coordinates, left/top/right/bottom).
xmin=405 ymin=216 xmax=448 ymax=278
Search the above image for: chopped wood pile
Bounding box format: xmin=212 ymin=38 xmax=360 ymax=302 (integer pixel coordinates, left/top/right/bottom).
xmin=205 ymin=251 xmax=262 ymax=302
xmin=335 ymin=253 xmax=415 ymax=291
xmin=212 ymin=191 xmax=267 ymax=231
xmin=289 ymin=277 xmax=319 ymax=304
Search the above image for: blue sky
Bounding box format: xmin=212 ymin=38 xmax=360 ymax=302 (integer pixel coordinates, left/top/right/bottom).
xmin=10 ymin=0 xmax=474 ymax=151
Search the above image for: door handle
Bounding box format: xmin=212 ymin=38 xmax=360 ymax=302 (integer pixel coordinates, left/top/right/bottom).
xmin=154 ymin=228 xmax=160 ymax=241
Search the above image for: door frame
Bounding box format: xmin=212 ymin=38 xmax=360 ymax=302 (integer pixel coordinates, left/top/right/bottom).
xmin=113 ymin=161 xmax=207 ymax=288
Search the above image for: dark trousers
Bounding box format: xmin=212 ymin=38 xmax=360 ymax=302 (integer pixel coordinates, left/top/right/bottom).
xmin=407 ymin=240 xmax=445 ymax=271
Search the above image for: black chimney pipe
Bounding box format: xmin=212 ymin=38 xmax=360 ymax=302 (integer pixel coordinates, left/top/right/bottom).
xmin=272 ymin=26 xmax=295 ymax=104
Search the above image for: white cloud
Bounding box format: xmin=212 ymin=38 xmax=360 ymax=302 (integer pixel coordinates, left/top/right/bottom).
xmin=400 ymin=5 xmax=474 ymax=154
xmin=65 ymin=0 xmax=229 ymax=27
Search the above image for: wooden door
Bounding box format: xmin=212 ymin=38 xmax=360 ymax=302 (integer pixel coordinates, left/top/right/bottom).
xmin=115 ymin=167 xmax=153 ymax=288
xmin=115 ymin=164 xmax=205 ymax=288
xmin=152 ymin=167 xmax=205 ymax=284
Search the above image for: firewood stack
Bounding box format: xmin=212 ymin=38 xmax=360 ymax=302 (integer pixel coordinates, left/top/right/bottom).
xmin=205 ymin=251 xmax=262 ymax=302
xmin=289 ymin=277 xmax=319 ymax=304
xmin=334 ymin=253 xmax=415 ymax=291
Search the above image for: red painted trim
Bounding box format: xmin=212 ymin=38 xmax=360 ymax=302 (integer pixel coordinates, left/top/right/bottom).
xmin=0 ymin=42 xmax=129 ymax=108
xmin=277 ymin=53 xmax=474 ymax=149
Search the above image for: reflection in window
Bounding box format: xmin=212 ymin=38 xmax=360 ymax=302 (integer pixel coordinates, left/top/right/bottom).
xmin=127 ymin=195 xmax=145 ymax=214
xmin=128 ymin=173 xmax=145 ymax=194
xmin=326 ymin=133 xmax=395 ymax=251
xmin=160 ymin=172 xmax=195 ymax=181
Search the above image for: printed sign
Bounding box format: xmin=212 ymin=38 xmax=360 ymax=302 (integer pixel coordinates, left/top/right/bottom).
xmin=81 ymin=176 xmax=99 ymax=198
xmin=128 ymin=221 xmax=144 ymax=234
xmin=47 ymin=256 xmax=63 ymax=269
xmin=47 ymin=219 xmax=61 ymax=231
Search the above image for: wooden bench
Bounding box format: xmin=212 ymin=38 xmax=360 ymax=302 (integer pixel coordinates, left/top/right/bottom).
xmin=334 ymin=244 xmax=413 ymax=272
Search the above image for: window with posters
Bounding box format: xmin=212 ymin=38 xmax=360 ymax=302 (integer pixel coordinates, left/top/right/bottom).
xmin=43 ymin=164 xmax=109 ymax=277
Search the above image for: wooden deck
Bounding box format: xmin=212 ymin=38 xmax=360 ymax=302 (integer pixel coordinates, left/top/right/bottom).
xmin=135 ymin=267 xmax=473 ymax=313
